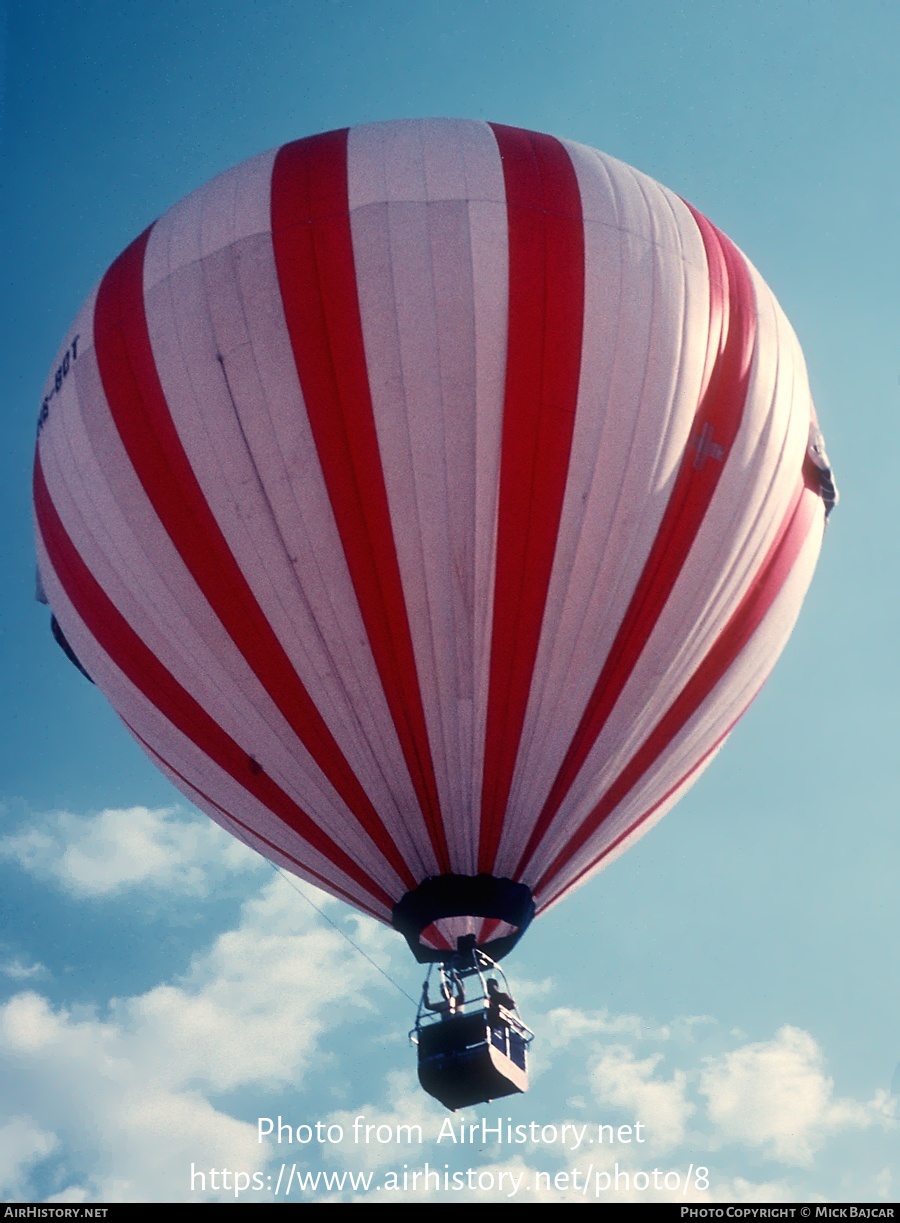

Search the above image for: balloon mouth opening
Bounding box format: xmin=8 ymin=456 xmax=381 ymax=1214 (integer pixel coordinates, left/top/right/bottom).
xmin=391 ymin=875 xmax=535 ymax=964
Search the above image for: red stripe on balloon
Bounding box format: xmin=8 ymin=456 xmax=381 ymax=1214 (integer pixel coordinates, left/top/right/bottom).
xmin=89 ymin=226 xmax=413 ymax=891
xmin=33 ymin=456 xmax=396 ymax=912
xmin=477 ymin=124 xmax=586 ymax=874
xmin=271 ymin=130 xmax=450 ymax=873
xmin=129 ymin=723 xmax=387 ymax=921
xmin=514 ymin=208 xmax=757 ymax=877
xmin=478 ymin=916 xmax=503 ymax=943
xmin=420 ymin=925 xmax=455 ymax=954
xmin=533 ymin=474 xmax=820 ymax=897
xmin=539 ymin=719 xmax=738 ymax=914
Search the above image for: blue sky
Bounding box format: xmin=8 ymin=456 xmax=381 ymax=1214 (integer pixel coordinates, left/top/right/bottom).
xmin=1 ymin=0 xmax=897 ymax=1203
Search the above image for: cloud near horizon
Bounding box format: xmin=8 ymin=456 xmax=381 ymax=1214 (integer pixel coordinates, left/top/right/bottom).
xmin=0 ymin=808 xmax=895 ymax=1202
xmin=0 ymin=877 xmax=390 ymax=1201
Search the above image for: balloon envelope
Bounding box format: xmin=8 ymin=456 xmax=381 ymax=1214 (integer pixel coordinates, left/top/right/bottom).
xmin=34 ymin=120 xmax=833 ymax=961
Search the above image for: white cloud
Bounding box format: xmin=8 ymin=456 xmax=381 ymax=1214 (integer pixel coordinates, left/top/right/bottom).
xmin=542 ymin=1005 xmax=715 ymax=1052
xmin=2 ymin=835 xmax=895 ymax=1205
xmin=589 ymin=1045 xmax=693 ymax=1152
xmin=1 ymin=956 xmax=47 ymax=981
xmin=324 ymin=1072 xmax=441 ymax=1169
xmin=875 ymin=1167 xmax=893 ymax=1199
xmin=0 ymin=987 xmax=264 ymax=1202
xmin=4 ymin=950 xmax=896 ymax=1203
xmin=0 ymin=806 xmax=264 ymax=897
xmin=0 ymin=877 xmax=396 ymax=1201
xmin=711 ymin=1175 xmax=797 ymax=1203
xmin=699 ymin=1026 xmax=889 ymax=1165
xmin=0 ymin=1117 xmax=57 ymax=1197
xmin=542 ymin=1006 xmax=669 ymax=1049
xmin=121 ymin=880 xmax=381 ymax=1093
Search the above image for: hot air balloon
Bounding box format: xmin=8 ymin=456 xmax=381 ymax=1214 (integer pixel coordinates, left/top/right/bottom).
xmin=33 ymin=120 xmax=836 ymax=1108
